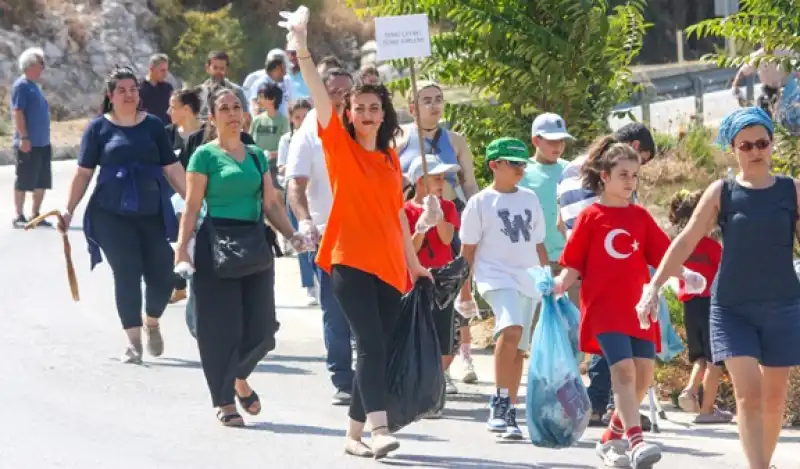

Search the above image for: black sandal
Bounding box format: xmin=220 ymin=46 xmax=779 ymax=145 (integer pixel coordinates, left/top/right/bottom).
xmin=216 ymin=409 xmax=244 ymax=427
xmin=236 ymin=390 xmax=261 ymax=416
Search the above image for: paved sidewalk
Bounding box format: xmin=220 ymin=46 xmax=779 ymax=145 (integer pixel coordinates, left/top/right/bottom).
xmin=0 ymin=161 xmax=798 ymax=468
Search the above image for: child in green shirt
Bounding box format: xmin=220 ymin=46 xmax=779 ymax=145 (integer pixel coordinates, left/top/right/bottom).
xmin=250 ymin=82 xmax=290 ymax=173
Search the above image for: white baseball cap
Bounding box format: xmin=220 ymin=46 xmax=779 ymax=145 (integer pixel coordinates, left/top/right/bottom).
xmin=531 ymin=112 xmax=574 ymax=140
xmin=406 ymin=154 xmax=460 ymax=183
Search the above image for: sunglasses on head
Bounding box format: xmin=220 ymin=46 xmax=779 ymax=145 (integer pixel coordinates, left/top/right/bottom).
xmin=736 ymin=138 xmax=771 ymax=152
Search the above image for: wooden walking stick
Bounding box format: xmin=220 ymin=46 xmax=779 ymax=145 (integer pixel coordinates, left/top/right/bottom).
xmin=25 ymin=209 xmax=80 ymax=301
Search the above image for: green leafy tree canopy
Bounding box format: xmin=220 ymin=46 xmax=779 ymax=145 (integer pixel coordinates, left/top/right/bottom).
xmin=354 ymin=0 xmax=649 ymax=183
xmin=686 ymin=0 xmax=800 ymax=176
xmin=170 ymin=4 xmax=247 ymax=87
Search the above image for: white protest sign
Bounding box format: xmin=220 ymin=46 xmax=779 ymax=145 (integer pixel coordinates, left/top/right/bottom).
xmin=374 ymin=14 xmax=431 ymax=62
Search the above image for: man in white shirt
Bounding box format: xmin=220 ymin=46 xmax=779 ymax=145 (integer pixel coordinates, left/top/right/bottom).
xmin=285 ymin=67 xmax=355 ymax=406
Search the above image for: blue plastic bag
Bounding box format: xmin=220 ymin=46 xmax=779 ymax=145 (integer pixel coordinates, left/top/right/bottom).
xmin=526 ymin=271 xmax=591 ymax=448
xmin=777 ymin=76 xmax=800 ymax=136
xmin=530 ymin=267 xmax=582 ymax=363
xmin=656 ymin=291 xmax=684 ymax=362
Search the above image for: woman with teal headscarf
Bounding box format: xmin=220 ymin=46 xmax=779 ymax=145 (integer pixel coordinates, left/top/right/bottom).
xmin=643 ymin=107 xmax=800 ymax=469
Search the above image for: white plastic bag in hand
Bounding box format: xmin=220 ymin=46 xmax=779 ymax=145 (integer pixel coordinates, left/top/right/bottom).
xmin=298 ymin=219 xmax=320 ymax=245
xmin=289 ymin=232 xmax=315 ymax=253
xmin=278 ymin=6 xmax=310 ymax=42
xmin=635 ymin=284 xmax=660 ymax=330
xmin=454 ymin=297 xmax=479 ymax=319
xmin=415 ymin=195 xmax=444 ymax=233
xmin=682 ymin=267 xmax=707 ymax=295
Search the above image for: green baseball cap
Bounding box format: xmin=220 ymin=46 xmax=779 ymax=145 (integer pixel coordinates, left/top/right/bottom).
xmin=485 ymin=137 xmax=530 ymax=163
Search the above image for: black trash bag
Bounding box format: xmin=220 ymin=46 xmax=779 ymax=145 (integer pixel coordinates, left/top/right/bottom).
xmin=430 ymin=256 xmax=470 ymax=310
xmin=386 ymin=278 xmax=445 ymax=432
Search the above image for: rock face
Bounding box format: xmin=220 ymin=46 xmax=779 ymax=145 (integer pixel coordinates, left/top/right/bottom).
xmin=0 ymin=0 xmax=161 ymax=119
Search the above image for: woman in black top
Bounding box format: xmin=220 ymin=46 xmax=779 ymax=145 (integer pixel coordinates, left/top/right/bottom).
xmin=165 ymin=88 xmax=203 ymax=303
xmin=165 ymin=87 xmax=203 ymax=169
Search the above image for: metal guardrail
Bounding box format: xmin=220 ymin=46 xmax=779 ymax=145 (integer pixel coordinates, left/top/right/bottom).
xmin=615 ymin=68 xmax=760 ymax=126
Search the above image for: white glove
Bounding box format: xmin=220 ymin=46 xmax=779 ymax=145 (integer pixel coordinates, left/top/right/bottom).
xmin=635 ymin=283 xmax=660 ymax=330
xmin=298 ymin=218 xmax=320 ymax=245
xmin=454 ymin=297 xmax=479 ymax=319
xmin=682 ymin=267 xmax=708 ymax=295
xmin=174 ymin=261 xmax=195 ymax=280
xmin=289 ymin=232 xmax=315 ymax=253
xmin=415 ymin=195 xmax=444 ymax=233
xmin=278 ymin=6 xmax=310 ymax=45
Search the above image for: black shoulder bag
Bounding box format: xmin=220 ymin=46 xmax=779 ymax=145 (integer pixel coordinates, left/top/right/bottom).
xmin=206 ymin=149 xmax=275 ymax=278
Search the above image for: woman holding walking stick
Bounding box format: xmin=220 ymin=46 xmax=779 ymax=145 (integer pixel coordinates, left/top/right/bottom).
xmin=281 ymin=7 xmax=432 ymax=459
xmin=59 ymin=66 xmax=187 ymax=364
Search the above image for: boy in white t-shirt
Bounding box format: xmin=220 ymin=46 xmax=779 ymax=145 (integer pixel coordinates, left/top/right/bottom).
xmin=456 ymin=137 xmax=547 ymax=440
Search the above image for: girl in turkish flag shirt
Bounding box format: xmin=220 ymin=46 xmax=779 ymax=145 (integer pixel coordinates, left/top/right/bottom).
xmin=553 ymin=140 xmax=680 ymax=469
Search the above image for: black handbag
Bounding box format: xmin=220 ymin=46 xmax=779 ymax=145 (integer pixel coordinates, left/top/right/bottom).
xmin=206 ymin=148 xmax=274 ymax=279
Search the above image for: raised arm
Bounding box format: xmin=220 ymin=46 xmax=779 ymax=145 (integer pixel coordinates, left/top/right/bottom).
xmin=290 ymin=22 xmax=333 ymax=129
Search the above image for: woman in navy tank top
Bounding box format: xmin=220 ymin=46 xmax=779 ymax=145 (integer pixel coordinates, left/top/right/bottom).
xmin=645 ymin=107 xmax=800 ymax=469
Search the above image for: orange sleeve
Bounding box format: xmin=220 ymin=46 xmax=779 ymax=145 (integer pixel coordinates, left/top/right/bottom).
xmin=317 ymin=108 xmax=355 ymax=180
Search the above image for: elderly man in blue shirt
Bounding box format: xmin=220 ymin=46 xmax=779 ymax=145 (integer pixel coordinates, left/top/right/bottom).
xmin=11 ymin=47 xmax=52 ymax=229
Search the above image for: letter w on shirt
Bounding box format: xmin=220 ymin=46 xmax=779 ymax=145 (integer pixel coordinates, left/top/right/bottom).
xmin=498 ymin=209 xmax=533 ymax=243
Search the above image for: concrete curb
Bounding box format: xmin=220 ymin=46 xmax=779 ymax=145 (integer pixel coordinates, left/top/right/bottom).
xmin=0 ymin=145 xmax=79 ymax=166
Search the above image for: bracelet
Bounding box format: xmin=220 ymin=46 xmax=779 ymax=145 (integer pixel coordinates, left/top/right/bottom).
xmin=297 ymin=55 xmax=312 ymax=60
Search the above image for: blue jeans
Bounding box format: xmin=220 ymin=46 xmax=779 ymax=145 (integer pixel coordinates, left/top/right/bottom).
xmin=287 ymin=200 xmax=316 ymax=289
xmin=587 ymin=354 xmax=614 ymax=414
xmin=314 ymin=254 xmax=354 ymax=391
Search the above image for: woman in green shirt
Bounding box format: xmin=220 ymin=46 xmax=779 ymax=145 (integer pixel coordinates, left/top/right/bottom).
xmin=175 ymin=88 xmax=308 ymax=426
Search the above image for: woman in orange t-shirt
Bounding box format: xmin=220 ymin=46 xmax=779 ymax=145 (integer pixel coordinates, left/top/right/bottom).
xmin=289 ymin=14 xmax=432 ymax=460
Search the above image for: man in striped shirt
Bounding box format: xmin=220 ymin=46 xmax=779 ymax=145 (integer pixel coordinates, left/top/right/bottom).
xmin=557 ymin=122 xmax=656 ymax=427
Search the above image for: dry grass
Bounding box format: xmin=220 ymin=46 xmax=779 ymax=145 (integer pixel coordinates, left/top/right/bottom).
xmin=0 ymin=118 xmax=89 ymax=148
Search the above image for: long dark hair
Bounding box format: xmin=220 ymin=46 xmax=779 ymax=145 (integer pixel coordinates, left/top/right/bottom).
xmin=341 ymin=82 xmax=400 ymax=159
xmin=288 ymin=98 xmax=313 ymax=137
xmin=101 ymin=65 xmax=139 ymax=114
xmin=202 ymin=85 xmax=239 ymax=144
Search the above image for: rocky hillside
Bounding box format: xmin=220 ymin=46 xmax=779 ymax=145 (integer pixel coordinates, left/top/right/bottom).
xmin=0 ymin=0 xmax=161 ymax=120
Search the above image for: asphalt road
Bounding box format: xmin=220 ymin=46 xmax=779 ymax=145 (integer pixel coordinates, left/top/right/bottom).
xmin=0 ymin=162 xmax=798 ymax=469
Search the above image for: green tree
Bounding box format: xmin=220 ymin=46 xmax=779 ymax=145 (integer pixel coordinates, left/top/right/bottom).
xmin=686 ymin=0 xmax=800 ymax=175
xmin=170 ymin=4 xmax=247 ymax=87
xmin=355 ymin=0 xmax=648 ymax=183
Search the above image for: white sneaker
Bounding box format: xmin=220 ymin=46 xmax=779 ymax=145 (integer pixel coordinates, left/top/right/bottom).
xmin=461 ymin=357 xmax=478 ymax=384
xmin=306 ymin=287 xmax=319 ymax=306
xmin=631 ymin=442 xmax=662 ymax=469
xmin=444 ymin=370 xmax=459 ymax=394
xmin=595 ymin=440 xmax=631 ymax=468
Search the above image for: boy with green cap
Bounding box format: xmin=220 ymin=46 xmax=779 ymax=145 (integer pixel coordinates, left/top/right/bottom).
xmin=456 ymin=137 xmax=548 ymax=440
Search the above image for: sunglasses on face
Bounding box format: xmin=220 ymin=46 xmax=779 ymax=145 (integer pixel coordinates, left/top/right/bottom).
xmin=501 ymin=160 xmax=527 ymax=168
xmin=736 ymin=138 xmax=771 ymax=152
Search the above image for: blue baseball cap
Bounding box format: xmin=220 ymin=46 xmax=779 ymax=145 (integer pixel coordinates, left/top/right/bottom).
xmin=531 ymin=112 xmax=574 ymax=140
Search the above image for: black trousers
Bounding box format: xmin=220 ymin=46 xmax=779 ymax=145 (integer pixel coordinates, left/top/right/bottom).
xmin=331 ymin=265 xmax=401 ymax=423
xmin=193 ymin=221 xmax=278 ymax=408
xmin=93 ymin=207 xmax=174 ymax=329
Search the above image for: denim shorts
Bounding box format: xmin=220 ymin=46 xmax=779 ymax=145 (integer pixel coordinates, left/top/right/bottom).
xmin=710 ymin=299 xmax=800 ymax=367
xmin=596 ymin=333 xmax=656 ymax=367
xmin=483 ymin=289 xmax=537 ymax=352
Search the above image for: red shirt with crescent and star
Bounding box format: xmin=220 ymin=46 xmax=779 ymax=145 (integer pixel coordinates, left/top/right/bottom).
xmin=560 ymin=203 xmax=670 ymax=354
